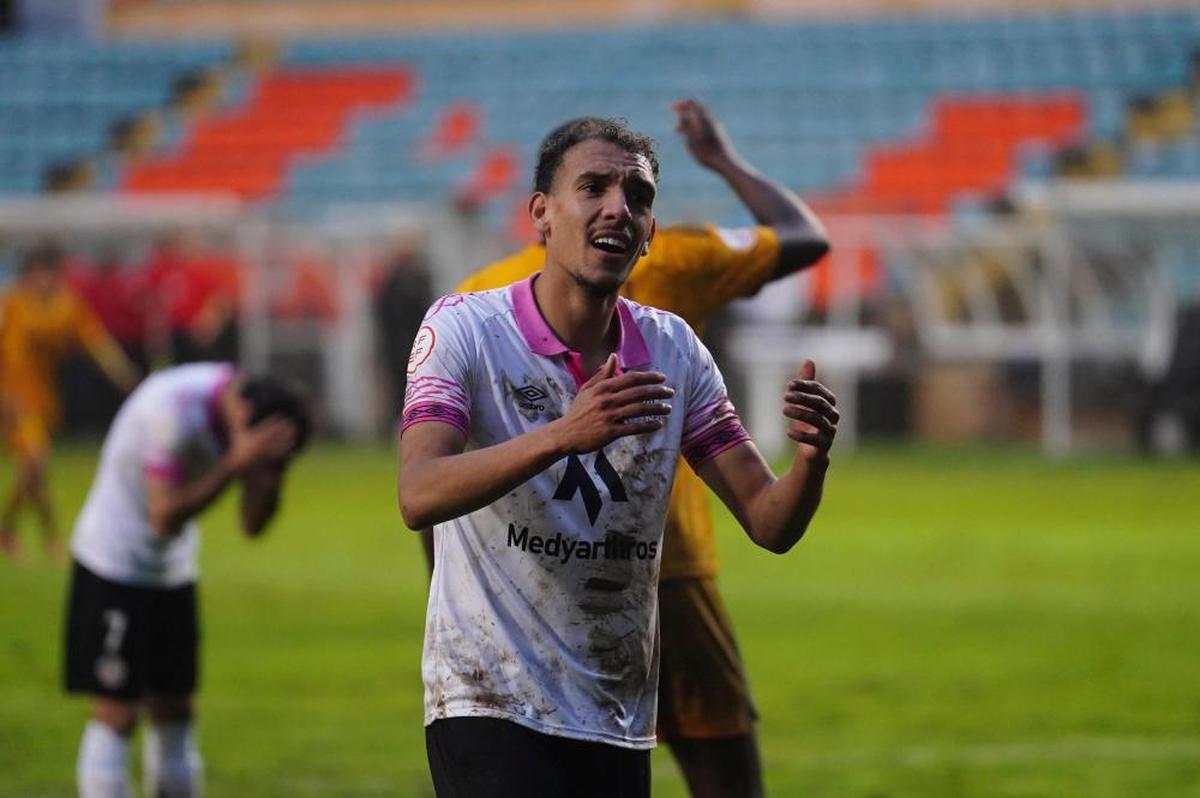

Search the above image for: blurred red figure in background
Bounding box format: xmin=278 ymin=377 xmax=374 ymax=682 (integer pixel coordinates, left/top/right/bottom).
xmin=142 ymin=232 xmax=242 ymax=365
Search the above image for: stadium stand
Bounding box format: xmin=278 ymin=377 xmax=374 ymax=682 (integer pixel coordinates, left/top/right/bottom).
xmin=123 ymin=67 xmax=413 ymax=200
xmin=268 ymin=9 xmax=1200 ymax=224
xmin=0 ymin=39 xmax=230 ymax=194
xmin=823 ymin=95 xmax=1086 ymax=214
xmin=2 ymin=7 xmax=1199 ymax=228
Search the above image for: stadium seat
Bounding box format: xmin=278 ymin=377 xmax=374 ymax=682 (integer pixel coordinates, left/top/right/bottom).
xmin=6 ymin=8 xmax=1200 ymax=217
xmin=121 ymin=67 xmax=413 ymax=200
xmin=0 ymin=39 xmax=230 ymax=195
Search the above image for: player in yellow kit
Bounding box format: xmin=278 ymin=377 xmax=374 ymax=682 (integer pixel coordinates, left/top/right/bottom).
xmin=0 ymin=244 xmax=140 ymax=562
xmin=428 ymin=99 xmax=830 ymax=798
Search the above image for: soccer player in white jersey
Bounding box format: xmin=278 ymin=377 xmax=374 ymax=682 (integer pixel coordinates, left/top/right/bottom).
xmin=64 ymin=363 xmax=311 ymax=798
xmin=399 ymin=118 xmax=839 ymax=797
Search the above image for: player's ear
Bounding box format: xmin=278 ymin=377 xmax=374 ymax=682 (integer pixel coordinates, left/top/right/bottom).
xmin=530 ymin=192 xmax=550 ymax=238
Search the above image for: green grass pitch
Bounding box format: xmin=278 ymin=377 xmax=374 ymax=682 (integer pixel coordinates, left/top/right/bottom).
xmin=2 ymin=443 xmax=1199 ymax=796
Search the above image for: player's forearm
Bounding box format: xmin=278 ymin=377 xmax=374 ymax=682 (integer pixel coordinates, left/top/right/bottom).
xmin=89 ymin=340 xmax=140 ymax=393
xmin=149 ymin=459 xmax=238 ymax=538
xmin=710 ymin=155 xmax=830 ymax=271
xmin=399 ymin=425 xmax=566 ymax=529
xmin=745 ymin=455 xmax=830 ymax=554
xmin=240 ymin=470 xmax=282 ymax=536
xmin=710 ymin=153 xmax=826 ymax=236
xmin=710 ymin=153 xmax=803 ymax=225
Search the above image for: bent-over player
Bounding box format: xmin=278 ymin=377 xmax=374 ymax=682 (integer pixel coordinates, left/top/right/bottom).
xmin=65 ymin=363 xmax=310 ymax=798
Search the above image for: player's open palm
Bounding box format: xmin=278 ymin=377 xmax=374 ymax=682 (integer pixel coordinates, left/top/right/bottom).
xmin=672 ymin=98 xmax=735 ymax=171
xmin=783 ymin=359 xmax=838 ymax=461
xmin=554 ymin=354 xmax=673 ymax=454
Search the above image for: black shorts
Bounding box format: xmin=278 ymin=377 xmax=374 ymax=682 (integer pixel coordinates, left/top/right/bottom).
xmin=426 ymin=717 xmax=650 ymax=798
xmin=64 ymin=560 xmax=199 ymax=700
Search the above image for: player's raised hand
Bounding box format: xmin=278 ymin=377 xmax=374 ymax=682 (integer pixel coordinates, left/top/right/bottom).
xmin=672 ymin=98 xmax=738 ymax=171
xmin=227 ymin=416 xmax=298 ymax=474
xmin=553 ymin=354 xmax=673 ymax=454
xmin=783 ymin=360 xmax=838 ymax=462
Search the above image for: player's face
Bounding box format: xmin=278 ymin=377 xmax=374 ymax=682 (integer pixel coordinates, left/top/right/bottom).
xmin=533 ymin=139 xmax=656 ymax=295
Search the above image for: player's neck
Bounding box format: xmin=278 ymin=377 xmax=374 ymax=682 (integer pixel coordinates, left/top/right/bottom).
xmin=533 ymin=269 xmax=620 ymax=370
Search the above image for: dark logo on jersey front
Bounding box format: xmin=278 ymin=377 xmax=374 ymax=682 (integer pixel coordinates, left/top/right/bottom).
xmin=553 ymin=450 xmax=627 ymax=525
xmin=514 ymin=384 xmax=549 ymax=412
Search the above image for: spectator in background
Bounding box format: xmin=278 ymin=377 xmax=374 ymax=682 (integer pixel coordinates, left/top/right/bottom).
xmin=71 ymin=248 xmax=150 ymax=363
xmin=65 ymin=248 xmax=151 ymax=429
xmin=143 ymin=231 xmax=241 ymax=366
xmin=271 ymin=243 xmax=338 ymax=325
xmin=373 ymin=237 xmax=433 ymax=429
xmin=0 ymin=243 xmax=140 ymax=562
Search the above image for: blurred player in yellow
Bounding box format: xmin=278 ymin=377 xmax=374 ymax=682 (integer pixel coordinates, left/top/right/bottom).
xmin=427 ymin=98 xmax=830 ymax=797
xmin=0 ymin=243 xmax=140 ymax=562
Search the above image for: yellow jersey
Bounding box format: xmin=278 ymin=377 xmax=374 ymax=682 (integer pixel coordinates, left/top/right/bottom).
xmin=456 ymin=224 xmax=780 ymax=580
xmin=0 ymin=284 xmax=109 ymax=429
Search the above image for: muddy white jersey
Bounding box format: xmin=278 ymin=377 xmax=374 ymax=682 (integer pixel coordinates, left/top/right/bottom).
xmin=71 ymin=363 xmax=235 ymax=588
xmin=403 ymin=275 xmax=749 ymax=749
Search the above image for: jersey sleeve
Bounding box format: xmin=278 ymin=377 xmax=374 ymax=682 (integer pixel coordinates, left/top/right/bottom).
xmin=142 ymin=404 xmax=188 ymax=483
xmin=649 ymin=225 xmax=780 ymax=323
xmin=400 ymin=295 xmax=475 ymax=437
xmin=678 ymin=327 xmax=752 ymax=471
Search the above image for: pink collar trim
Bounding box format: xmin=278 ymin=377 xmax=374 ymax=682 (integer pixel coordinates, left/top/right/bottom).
xmin=510 ymin=273 xmax=651 ymax=369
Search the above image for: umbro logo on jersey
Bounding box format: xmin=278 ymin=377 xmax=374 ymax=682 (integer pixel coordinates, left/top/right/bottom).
xmin=514 ymin=384 xmax=549 ymax=412
xmin=516 ymin=384 xmax=548 ymax=402
xmin=553 ymin=450 xmax=627 ymax=525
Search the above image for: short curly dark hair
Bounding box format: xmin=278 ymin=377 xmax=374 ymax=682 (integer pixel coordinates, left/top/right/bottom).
xmin=533 ymin=117 xmax=659 ymax=194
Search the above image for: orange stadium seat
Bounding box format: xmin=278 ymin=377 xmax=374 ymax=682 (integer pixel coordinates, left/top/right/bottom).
xmin=456 ymin=146 xmax=519 ymax=206
xmin=121 ymin=67 xmax=413 ymax=200
xmin=933 ymin=96 xmax=1085 ymax=142
xmin=418 ymin=102 xmax=483 ymax=161
xmin=840 ymin=95 xmax=1087 ymax=214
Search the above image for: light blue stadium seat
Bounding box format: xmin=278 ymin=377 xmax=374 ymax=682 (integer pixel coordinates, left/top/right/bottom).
xmin=0 ymin=37 xmax=231 ymax=194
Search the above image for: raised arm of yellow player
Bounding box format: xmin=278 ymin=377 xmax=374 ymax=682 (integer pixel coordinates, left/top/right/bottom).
xmin=672 ymin=97 xmax=830 ymax=277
